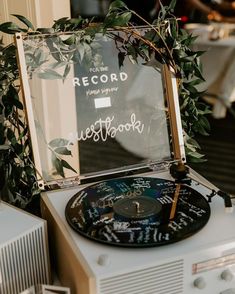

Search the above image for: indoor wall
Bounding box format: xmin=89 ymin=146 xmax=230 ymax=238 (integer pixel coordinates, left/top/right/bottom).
xmin=0 ymin=0 xmax=71 ymax=44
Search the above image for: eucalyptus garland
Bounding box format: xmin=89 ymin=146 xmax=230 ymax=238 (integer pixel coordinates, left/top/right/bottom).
xmin=0 ymin=0 xmax=210 ymax=209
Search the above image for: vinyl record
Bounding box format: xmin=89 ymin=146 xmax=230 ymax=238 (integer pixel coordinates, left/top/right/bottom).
xmin=65 ymin=177 xmax=210 ymax=247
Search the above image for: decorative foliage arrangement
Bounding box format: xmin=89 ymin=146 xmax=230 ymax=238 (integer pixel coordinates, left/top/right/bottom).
xmin=0 ymin=17 xmax=40 ymax=208
xmin=0 ymin=0 xmax=210 ymax=209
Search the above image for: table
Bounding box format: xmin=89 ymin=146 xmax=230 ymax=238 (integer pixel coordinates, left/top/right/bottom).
xmin=188 ymin=25 xmax=235 ymax=118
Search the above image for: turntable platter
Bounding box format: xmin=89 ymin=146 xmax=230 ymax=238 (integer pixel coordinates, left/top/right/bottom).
xmin=65 ymin=177 xmax=210 ymax=247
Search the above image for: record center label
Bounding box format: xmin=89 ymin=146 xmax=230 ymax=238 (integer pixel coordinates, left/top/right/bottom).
xmin=113 ymin=196 xmax=162 ymax=219
xmin=65 ymin=177 xmax=211 ymax=247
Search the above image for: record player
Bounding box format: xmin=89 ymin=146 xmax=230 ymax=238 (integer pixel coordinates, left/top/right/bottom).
xmin=15 ymin=28 xmax=235 ymax=294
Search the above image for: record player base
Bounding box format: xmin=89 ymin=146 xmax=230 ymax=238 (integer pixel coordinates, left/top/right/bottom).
xmin=41 ymin=170 xmax=235 ymax=294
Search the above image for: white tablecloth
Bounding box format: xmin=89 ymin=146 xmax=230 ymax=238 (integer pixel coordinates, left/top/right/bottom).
xmin=191 ymin=32 xmax=235 ymax=118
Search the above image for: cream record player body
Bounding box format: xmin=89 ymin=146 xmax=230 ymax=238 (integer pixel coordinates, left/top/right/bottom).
xmin=15 ymin=28 xmax=235 ymax=294
xmin=41 ymin=170 xmax=235 ymax=294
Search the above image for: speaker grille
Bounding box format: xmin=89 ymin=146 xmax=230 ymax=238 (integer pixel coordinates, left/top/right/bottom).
xmin=0 ymin=224 xmax=50 ymax=294
xmin=99 ymin=259 xmax=184 ymax=294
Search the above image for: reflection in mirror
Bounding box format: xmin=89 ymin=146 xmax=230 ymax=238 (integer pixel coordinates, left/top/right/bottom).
xmin=17 ymin=28 xmax=172 ymax=184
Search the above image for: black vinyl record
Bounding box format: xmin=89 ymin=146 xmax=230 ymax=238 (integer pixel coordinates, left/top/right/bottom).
xmin=65 ymin=177 xmax=210 ymax=247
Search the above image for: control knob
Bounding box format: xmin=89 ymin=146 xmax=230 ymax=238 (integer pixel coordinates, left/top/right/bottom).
xmin=97 ymin=254 xmax=110 ymax=266
xmin=221 ymin=269 xmax=234 ymax=282
xmin=193 ymin=277 xmax=206 ymax=289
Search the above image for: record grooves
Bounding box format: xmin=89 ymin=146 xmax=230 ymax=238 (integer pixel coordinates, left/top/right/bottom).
xmin=65 ymin=177 xmax=210 ymax=247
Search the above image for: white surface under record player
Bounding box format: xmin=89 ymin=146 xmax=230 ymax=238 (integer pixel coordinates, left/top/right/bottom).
xmin=15 ymin=27 xmax=235 ymax=294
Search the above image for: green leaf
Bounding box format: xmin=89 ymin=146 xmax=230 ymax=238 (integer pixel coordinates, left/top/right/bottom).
xmin=25 ymin=165 xmax=36 ymax=176
xmin=186 ymin=149 xmax=205 ymax=159
xmin=12 ymin=98 xmax=24 ymax=110
xmin=194 ymin=66 xmax=205 ymax=81
xmin=83 ymin=43 xmax=92 ymax=64
xmin=194 ymin=50 xmax=206 ymax=57
xmin=54 ymin=147 xmax=72 ymax=156
xmin=77 ymin=43 xmax=85 ymax=62
xmin=199 ymin=116 xmax=210 ymax=131
xmin=189 ymin=78 xmax=203 ymax=86
xmin=104 ymin=11 xmax=131 ymax=27
xmin=63 ymin=64 xmax=71 ymax=79
xmin=90 ymin=41 xmax=102 ymax=51
xmin=61 ymin=159 xmax=77 ymax=174
xmin=69 ymin=17 xmax=83 ymax=24
xmin=49 ymin=61 xmax=68 ymax=70
xmin=0 ymin=22 xmax=23 ymax=34
xmin=182 ymin=35 xmax=198 ymax=47
xmin=12 ymin=14 xmax=34 ymax=30
xmin=188 ymin=156 xmax=206 ymax=163
xmin=185 ymin=143 xmax=196 ymax=153
xmin=198 ymin=108 xmax=212 ymax=115
xmin=127 ymin=44 xmax=138 ymax=63
xmin=109 ymin=0 xmax=127 ymax=10
xmin=159 ymin=1 xmax=167 ymax=19
xmin=53 ymin=17 xmax=69 ymax=27
xmin=169 ymin=0 xmax=177 ymax=11
xmin=37 ymin=28 xmax=55 ymax=34
xmin=2 ymin=85 xmax=24 ymax=111
xmin=63 ymin=34 xmax=76 ymax=45
xmin=144 ymin=30 xmax=159 ymax=42
xmin=118 ymin=51 xmax=125 ymax=68
xmin=35 ymin=49 xmax=48 ymax=66
xmin=45 ymin=38 xmax=62 ymax=62
xmin=52 ymin=154 xmax=65 ymax=177
xmin=37 ymin=69 xmax=63 ymax=80
xmin=0 ymin=145 xmax=10 ymax=151
xmin=7 ymin=129 xmax=16 ymax=145
xmin=13 ymin=143 xmax=23 ymax=156
xmin=18 ymin=127 xmax=28 ymax=141
xmin=32 ymin=188 xmax=41 ymax=196
xmin=118 ymin=11 xmax=132 ymax=24
xmin=193 ymin=121 xmax=210 ymax=136
xmin=186 ymin=137 xmax=201 ymax=149
xmin=49 ymin=138 xmax=70 ymax=148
